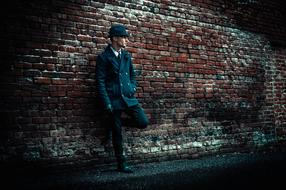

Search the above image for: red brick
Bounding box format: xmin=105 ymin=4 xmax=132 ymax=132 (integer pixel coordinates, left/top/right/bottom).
xmin=1 ymin=0 xmax=285 ymax=169
xmin=34 ymin=77 xmax=51 ymax=85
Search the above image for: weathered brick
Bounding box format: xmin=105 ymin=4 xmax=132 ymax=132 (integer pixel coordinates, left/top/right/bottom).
xmin=34 ymin=77 xmax=51 ymax=85
xmin=0 ymin=0 xmax=285 ymax=169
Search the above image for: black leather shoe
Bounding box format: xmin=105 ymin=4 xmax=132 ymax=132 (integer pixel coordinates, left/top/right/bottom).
xmin=117 ymin=163 xmax=133 ymax=173
xmin=117 ymin=166 xmax=133 ymax=173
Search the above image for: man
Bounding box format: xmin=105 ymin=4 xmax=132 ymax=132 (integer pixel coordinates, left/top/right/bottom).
xmin=95 ymin=24 xmax=149 ymax=173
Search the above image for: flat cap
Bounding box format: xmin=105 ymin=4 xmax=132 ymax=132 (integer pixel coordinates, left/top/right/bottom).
xmin=108 ymin=24 xmax=129 ymax=38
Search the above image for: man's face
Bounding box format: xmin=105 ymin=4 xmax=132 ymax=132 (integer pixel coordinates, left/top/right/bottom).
xmin=113 ymin=36 xmax=128 ymax=48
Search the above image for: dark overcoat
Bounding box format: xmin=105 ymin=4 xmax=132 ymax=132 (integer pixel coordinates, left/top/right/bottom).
xmin=95 ymin=45 xmax=138 ymax=110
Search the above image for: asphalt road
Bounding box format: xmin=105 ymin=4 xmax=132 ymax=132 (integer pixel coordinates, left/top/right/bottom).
xmin=3 ymin=151 xmax=286 ymax=190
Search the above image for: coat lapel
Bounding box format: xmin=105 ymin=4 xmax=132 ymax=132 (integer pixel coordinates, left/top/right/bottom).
xmin=105 ymin=45 xmax=120 ymax=71
xmin=119 ymin=51 xmax=130 ymax=72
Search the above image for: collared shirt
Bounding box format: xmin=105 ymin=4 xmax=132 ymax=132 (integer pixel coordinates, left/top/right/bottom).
xmin=110 ymin=45 xmax=121 ymax=58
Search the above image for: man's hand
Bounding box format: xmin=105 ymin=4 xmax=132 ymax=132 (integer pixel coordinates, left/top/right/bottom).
xmin=106 ymin=104 xmax=114 ymax=115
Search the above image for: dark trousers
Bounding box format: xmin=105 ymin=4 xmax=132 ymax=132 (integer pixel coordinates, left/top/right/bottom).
xmin=105 ymin=104 xmax=149 ymax=162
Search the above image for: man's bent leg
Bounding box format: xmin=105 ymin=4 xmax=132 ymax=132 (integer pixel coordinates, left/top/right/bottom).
xmin=125 ymin=105 xmax=149 ymax=129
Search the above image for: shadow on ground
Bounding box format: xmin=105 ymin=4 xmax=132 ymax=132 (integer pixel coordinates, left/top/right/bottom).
xmin=2 ymin=151 xmax=286 ymax=190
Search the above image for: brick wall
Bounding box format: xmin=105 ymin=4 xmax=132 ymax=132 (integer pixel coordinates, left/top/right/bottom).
xmin=0 ymin=0 xmax=286 ymax=168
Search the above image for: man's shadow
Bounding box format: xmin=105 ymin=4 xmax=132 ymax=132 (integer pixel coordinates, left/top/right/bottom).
xmin=91 ymin=96 xmax=115 ymax=155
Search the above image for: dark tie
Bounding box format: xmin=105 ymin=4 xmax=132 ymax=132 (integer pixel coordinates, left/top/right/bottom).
xmin=116 ymin=52 xmax=121 ymax=63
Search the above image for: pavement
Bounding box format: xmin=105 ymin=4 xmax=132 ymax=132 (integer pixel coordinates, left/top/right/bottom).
xmin=3 ymin=151 xmax=286 ymax=190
